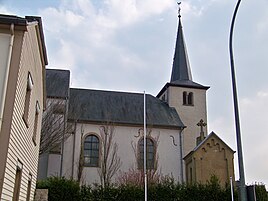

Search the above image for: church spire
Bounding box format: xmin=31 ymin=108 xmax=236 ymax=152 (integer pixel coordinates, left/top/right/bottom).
xmin=170 ymin=8 xmax=192 ymax=82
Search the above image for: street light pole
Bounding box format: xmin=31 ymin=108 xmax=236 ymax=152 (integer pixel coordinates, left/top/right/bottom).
xmin=229 ymin=0 xmax=247 ymax=200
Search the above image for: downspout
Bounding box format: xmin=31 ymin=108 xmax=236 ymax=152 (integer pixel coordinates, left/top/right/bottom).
xmin=60 ymin=97 xmax=68 ymax=177
xmin=178 ymin=126 xmax=185 ymax=183
xmin=71 ymin=121 xmax=77 ymax=179
xmin=0 ymin=24 xmax=14 ymax=132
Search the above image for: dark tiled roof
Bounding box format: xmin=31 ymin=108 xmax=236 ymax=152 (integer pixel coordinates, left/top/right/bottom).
xmin=0 ymin=14 xmax=27 ymax=26
xmin=157 ymin=81 xmax=209 ymax=98
xmin=170 ymin=17 xmax=192 ymax=82
xmin=68 ymin=88 xmax=184 ymax=128
xmin=46 ymin=69 xmax=70 ymax=98
xmin=169 ymin=80 xmax=210 ymax=89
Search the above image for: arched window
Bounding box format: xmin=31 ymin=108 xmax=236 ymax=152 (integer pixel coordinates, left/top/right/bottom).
xmin=84 ymin=135 xmax=99 ymax=167
xmin=183 ymin=91 xmax=187 ymax=105
xmin=188 ymin=92 xmax=194 ymax=105
xmin=183 ymin=91 xmax=194 ymax=106
xmin=138 ymin=138 xmax=155 ymax=170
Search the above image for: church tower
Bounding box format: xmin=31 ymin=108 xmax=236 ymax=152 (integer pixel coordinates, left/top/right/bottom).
xmin=157 ymin=14 xmax=209 ymax=157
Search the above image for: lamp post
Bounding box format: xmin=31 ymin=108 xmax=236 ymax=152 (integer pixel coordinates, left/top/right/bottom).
xmin=229 ymin=0 xmax=247 ymax=200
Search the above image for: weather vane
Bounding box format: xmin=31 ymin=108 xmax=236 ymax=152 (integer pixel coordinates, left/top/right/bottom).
xmin=177 ymin=2 xmax=181 ymax=18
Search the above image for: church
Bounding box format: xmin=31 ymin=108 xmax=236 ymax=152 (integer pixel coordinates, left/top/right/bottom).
xmin=38 ymin=14 xmax=235 ymax=186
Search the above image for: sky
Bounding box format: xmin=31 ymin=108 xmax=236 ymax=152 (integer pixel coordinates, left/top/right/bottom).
xmin=1 ymin=0 xmax=268 ymax=186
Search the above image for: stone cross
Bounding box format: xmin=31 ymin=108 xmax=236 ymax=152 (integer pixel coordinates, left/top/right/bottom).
xmin=197 ymin=119 xmax=207 ymax=140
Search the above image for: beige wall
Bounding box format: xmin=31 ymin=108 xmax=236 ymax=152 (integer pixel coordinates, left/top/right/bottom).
xmin=57 ymin=123 xmax=183 ymax=185
xmin=184 ymin=134 xmax=235 ymax=186
xmin=0 ymin=24 xmax=45 ymax=200
xmin=0 ymin=32 xmax=12 ymax=126
xmin=165 ymin=86 xmax=208 ymax=157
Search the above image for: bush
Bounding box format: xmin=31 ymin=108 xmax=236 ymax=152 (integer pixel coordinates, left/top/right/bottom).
xmin=36 ymin=176 xmax=268 ymax=201
xmin=37 ymin=176 xmax=81 ymax=201
xmin=255 ymin=184 xmax=268 ymax=201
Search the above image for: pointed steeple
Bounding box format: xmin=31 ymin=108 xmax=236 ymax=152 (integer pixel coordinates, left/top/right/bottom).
xmin=170 ymin=15 xmax=192 ymax=82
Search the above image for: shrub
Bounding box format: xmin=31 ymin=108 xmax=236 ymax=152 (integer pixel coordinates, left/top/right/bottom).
xmin=39 ymin=176 xmax=268 ymax=201
xmin=37 ymin=176 xmax=81 ymax=201
xmin=255 ymin=184 xmax=268 ymax=201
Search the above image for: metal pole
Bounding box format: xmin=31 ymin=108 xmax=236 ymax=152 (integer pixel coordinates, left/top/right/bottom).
xmin=229 ymin=0 xmax=247 ymax=200
xmin=143 ymin=91 xmax=147 ymax=201
xmin=230 ymin=177 xmax=234 ymax=201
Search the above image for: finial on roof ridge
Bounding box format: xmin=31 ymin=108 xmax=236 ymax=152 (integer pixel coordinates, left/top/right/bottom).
xmin=177 ymin=2 xmax=182 ymax=18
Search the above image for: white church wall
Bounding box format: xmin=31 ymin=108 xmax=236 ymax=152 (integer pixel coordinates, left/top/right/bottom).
xmin=61 ymin=122 xmax=182 ymax=185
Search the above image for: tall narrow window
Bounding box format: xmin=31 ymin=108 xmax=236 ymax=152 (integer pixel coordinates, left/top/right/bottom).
xmin=32 ymin=101 xmax=40 ymax=145
xmin=23 ymin=73 xmax=33 ymax=127
xmin=138 ymin=138 xmax=155 ymax=170
xmin=188 ymin=92 xmax=194 ymax=105
xmin=84 ymin=135 xmax=99 ymax=167
xmin=13 ymin=161 xmax=23 ymax=201
xmin=26 ymin=174 xmax=32 ymax=201
xmin=183 ymin=91 xmax=187 ymax=105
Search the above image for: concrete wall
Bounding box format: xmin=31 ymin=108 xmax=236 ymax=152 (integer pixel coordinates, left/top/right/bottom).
xmin=0 ymin=24 xmax=45 ymax=200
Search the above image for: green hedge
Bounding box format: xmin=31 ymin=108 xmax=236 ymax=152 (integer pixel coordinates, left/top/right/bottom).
xmin=35 ymin=176 xmax=268 ymax=201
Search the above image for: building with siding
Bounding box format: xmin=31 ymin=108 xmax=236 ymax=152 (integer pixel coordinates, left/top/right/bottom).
xmin=0 ymin=15 xmax=47 ymax=200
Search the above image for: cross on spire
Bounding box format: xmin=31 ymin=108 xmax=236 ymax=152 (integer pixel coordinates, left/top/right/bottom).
xmin=177 ymin=2 xmax=182 ymax=18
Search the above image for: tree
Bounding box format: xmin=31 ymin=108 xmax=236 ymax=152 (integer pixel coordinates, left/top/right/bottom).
xmin=40 ymin=98 xmax=73 ymax=155
xmin=116 ymin=129 xmax=161 ymax=186
xmin=77 ymin=124 xmax=85 ymax=183
xmin=98 ymin=123 xmax=122 ymax=187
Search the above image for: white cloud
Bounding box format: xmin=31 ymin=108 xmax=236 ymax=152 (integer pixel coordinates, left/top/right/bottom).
xmin=238 ymin=90 xmax=268 ymax=184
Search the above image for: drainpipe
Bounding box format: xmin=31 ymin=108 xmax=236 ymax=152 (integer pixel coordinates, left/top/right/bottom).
xmin=178 ymin=127 xmax=185 ymax=183
xmin=60 ymin=97 xmax=68 ymax=177
xmin=0 ymin=24 xmax=14 ymax=132
xmin=71 ymin=121 xmax=77 ymax=179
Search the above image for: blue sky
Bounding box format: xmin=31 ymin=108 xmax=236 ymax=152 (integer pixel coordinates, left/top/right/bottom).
xmin=1 ymin=0 xmax=268 ymax=186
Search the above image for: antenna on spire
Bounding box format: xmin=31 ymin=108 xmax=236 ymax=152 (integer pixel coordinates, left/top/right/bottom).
xmin=177 ymin=2 xmax=182 ymax=18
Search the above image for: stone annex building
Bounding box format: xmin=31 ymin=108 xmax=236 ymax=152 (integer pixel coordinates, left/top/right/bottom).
xmin=38 ymin=14 xmax=235 ymax=187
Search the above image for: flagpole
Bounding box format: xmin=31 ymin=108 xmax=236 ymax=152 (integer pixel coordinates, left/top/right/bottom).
xmin=143 ymin=91 xmax=147 ymax=201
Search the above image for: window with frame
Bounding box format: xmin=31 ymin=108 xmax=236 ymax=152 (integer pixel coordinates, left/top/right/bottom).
xmin=84 ymin=135 xmax=100 ymax=167
xmin=13 ymin=161 xmax=23 ymax=201
xmin=32 ymin=101 xmax=40 ymax=146
xmin=23 ymin=73 xmax=33 ymax=127
xmin=26 ymin=174 xmax=32 ymax=201
xmin=138 ymin=138 xmax=155 ymax=170
xmin=183 ymin=91 xmax=194 ymax=106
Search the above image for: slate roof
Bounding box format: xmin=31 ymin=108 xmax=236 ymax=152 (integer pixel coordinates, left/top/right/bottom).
xmin=68 ymin=88 xmax=184 ymax=129
xmin=170 ymin=16 xmax=192 ymax=82
xmin=46 ymin=69 xmax=70 ymax=98
xmin=157 ymin=16 xmax=209 ymax=98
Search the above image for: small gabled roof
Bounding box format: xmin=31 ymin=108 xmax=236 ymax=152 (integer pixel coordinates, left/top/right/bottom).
xmin=183 ymin=131 xmax=235 ymax=160
xmin=46 ymin=69 xmax=70 ymax=99
xmin=68 ymin=88 xmax=184 ymax=129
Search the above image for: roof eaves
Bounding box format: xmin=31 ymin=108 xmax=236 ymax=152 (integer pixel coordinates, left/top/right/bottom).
xmin=26 ymin=16 xmax=48 ymax=65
